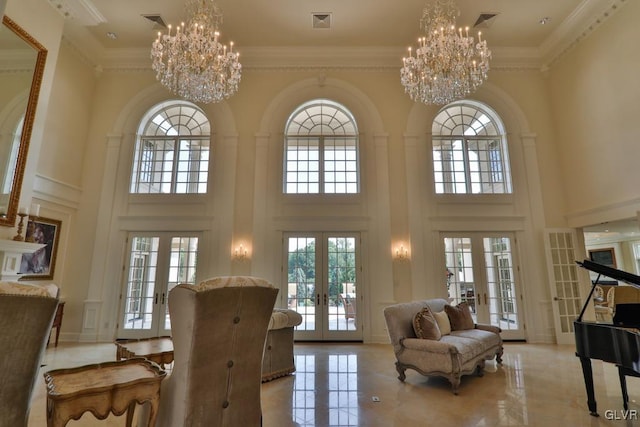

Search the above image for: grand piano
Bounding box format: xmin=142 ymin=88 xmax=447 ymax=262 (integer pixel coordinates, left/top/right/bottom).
xmin=575 ymin=259 xmax=640 ymax=416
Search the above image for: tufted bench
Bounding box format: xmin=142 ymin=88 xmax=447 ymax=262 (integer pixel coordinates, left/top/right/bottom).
xmin=262 ymin=308 xmax=303 ymax=382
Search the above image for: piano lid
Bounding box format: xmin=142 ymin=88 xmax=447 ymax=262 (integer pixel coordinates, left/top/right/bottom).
xmin=576 ymin=259 xmax=640 ymax=288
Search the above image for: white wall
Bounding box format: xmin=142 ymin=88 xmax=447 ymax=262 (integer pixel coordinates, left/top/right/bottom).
xmin=12 ymin=0 xmax=640 ymax=345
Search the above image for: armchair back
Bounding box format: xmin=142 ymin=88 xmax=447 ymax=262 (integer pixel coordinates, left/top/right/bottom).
xmin=0 ymin=286 xmax=58 ymax=426
xmin=154 ymin=276 xmax=278 ymax=427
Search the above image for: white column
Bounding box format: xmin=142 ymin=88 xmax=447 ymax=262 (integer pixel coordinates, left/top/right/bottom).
xmin=80 ymin=134 xmax=123 ymax=342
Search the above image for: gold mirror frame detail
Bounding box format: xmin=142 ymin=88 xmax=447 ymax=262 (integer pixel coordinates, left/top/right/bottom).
xmin=0 ymin=16 xmax=47 ymax=227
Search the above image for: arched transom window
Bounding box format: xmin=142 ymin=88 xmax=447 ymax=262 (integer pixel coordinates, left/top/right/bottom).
xmin=432 ymin=101 xmax=512 ymax=194
xmin=131 ymin=102 xmax=210 ymax=194
xmin=284 ymin=99 xmax=359 ymax=194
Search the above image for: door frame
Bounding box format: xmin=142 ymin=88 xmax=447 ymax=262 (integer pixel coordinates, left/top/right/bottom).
xmin=283 ymin=232 xmax=363 ymax=342
xmin=116 ymin=232 xmax=200 ymax=339
xmin=441 ymin=232 xmax=526 ymax=340
xmin=543 ymin=228 xmax=590 ymax=345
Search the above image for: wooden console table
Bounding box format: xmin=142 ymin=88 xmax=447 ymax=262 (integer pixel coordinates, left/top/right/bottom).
xmin=115 ymin=337 xmax=174 ymax=369
xmin=43 ymin=358 xmax=166 ymax=427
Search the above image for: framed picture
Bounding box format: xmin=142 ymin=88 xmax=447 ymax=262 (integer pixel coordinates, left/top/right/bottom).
xmin=18 ymin=216 xmax=61 ymax=280
xmin=589 ymin=247 xmax=616 ymax=268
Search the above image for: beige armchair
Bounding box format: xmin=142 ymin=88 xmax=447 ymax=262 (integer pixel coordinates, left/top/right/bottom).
xmin=145 ymin=276 xmax=278 ymax=427
xmin=0 ymin=282 xmax=58 ymax=427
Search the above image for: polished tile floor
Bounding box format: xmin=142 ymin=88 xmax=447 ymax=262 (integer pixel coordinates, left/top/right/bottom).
xmin=29 ymin=342 xmax=639 ymax=426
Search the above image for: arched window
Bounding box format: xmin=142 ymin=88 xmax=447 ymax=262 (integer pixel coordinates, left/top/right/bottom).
xmin=284 ymin=99 xmax=359 ymax=194
xmin=432 ymin=101 xmax=512 ymax=194
xmin=131 ymin=101 xmax=210 ymax=194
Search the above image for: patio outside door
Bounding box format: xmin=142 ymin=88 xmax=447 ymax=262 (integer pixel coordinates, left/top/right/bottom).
xmin=285 ymin=233 xmax=362 ymax=341
xmin=116 ymin=233 xmax=199 ymax=339
xmin=443 ymin=233 xmax=525 ymax=340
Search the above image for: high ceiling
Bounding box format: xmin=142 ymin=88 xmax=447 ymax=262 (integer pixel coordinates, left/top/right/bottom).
xmin=52 ymin=0 xmax=626 ymax=68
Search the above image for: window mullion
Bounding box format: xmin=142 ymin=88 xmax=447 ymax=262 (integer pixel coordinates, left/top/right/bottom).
xmin=319 ymin=136 xmax=325 ymax=193
xmin=462 ymin=138 xmax=472 ymax=193
xmin=171 ymin=137 xmax=180 ymax=193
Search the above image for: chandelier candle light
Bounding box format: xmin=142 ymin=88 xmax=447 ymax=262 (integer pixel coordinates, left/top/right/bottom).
xmin=151 ymin=0 xmax=242 ymax=104
xmin=400 ymin=0 xmax=491 ymax=105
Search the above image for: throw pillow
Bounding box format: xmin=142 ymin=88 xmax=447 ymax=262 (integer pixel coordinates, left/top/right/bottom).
xmin=444 ymin=302 xmax=475 ymax=331
xmin=412 ymin=306 xmax=441 ymax=340
xmin=432 ymin=310 xmax=451 ymax=335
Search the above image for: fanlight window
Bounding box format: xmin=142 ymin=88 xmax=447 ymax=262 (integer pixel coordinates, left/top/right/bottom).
xmin=131 ymin=102 xmax=210 ymax=194
xmin=284 ymin=99 xmax=359 ymax=194
xmin=432 ymin=102 xmax=512 ymax=194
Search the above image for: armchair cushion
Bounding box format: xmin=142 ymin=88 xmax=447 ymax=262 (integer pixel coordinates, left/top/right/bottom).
xmin=445 ymin=302 xmax=475 ymax=331
xmin=413 ymin=306 xmax=441 ymax=340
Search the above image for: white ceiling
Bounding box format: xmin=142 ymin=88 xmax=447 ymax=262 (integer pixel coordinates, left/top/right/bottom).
xmin=584 ymin=218 xmax=640 ymax=245
xmin=51 ymin=0 xmax=627 ymax=69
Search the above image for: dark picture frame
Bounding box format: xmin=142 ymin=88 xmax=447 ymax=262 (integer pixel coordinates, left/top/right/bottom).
xmin=18 ymin=216 xmax=61 ymax=280
xmin=588 ymin=247 xmax=616 ymax=268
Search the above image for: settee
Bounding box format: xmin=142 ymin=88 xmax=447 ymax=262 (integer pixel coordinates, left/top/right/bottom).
xmin=383 ymin=298 xmax=503 ymax=394
xmin=262 ymin=308 xmax=303 ymax=382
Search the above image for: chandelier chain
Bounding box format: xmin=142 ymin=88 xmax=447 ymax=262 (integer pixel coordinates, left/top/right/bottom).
xmin=151 ymin=0 xmax=242 ymax=104
xmin=400 ymin=0 xmax=491 ymax=105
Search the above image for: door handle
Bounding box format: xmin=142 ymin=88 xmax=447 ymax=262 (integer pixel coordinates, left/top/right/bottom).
xmin=162 ymin=293 xmax=166 ymax=304
xmin=484 ymin=293 xmax=487 ymax=305
xmin=324 ymin=294 xmax=327 ymax=306
xmin=553 ymin=296 xmax=563 ymax=301
xmin=316 ymin=293 xmax=320 ymax=305
xmin=154 ymin=293 xmax=158 ymax=304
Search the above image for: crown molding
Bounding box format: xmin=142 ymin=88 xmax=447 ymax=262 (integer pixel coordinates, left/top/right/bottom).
xmin=48 ymin=0 xmax=106 ymax=25
xmin=66 ymin=45 xmax=545 ymax=73
xmin=540 ymin=0 xmax=628 ymax=70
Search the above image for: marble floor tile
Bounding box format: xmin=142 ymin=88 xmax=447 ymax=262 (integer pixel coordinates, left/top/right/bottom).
xmin=27 ymin=342 xmax=640 ymax=426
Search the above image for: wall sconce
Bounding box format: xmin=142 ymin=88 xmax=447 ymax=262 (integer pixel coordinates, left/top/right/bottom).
xmin=394 ymin=244 xmax=410 ymax=261
xmin=233 ymin=244 xmax=249 ymax=261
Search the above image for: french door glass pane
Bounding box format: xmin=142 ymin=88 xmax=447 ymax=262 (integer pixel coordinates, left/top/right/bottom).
xmin=164 ymin=237 xmax=199 ymax=330
xmin=444 ymin=237 xmax=476 ymax=318
xmin=288 ymin=237 xmax=317 ymax=331
xmin=123 ymin=237 xmax=159 ymax=330
xmin=483 ymin=237 xmax=519 ymax=331
xmin=327 ymin=237 xmax=357 ymax=331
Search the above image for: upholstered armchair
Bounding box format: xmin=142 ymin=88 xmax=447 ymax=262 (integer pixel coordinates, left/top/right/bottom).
xmin=0 ymin=282 xmax=59 ymax=427
xmin=146 ymin=276 xmax=278 ymax=427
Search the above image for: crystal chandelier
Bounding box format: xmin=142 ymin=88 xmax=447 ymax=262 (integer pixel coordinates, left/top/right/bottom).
xmin=400 ymin=0 xmax=491 ymax=105
xmin=151 ymin=0 xmax=242 ymax=104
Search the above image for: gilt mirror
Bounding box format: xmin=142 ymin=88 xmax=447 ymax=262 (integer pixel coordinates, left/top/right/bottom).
xmin=0 ymin=16 xmax=47 ymax=227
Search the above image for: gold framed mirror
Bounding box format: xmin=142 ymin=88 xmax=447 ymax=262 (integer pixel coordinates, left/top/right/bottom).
xmin=0 ymin=16 xmax=47 ymax=227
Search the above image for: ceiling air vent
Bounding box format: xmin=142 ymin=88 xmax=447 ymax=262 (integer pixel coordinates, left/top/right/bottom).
xmin=312 ymin=13 xmax=332 ymax=29
xmin=142 ymin=14 xmax=168 ymax=29
xmin=473 ymin=13 xmax=499 ymax=29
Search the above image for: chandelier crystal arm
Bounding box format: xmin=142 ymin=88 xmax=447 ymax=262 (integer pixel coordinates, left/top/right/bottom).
xmin=400 ymin=0 xmax=491 ymax=105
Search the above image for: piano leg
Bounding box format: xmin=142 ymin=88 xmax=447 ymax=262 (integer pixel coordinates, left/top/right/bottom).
xmin=618 ymin=365 xmax=630 ymax=411
xmin=579 ymin=356 xmax=599 ymax=417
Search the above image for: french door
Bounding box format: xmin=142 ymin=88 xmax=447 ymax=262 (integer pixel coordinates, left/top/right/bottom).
xmin=116 ymin=233 xmax=199 ymax=339
xmin=443 ymin=232 xmax=525 ymax=340
xmin=543 ymin=229 xmax=586 ymax=345
xmin=284 ymin=232 xmax=362 ymax=341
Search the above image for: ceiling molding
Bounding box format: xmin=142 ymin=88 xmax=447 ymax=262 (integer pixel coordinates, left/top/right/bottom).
xmin=540 ymin=0 xmax=628 ymax=70
xmin=73 ymin=45 xmax=543 ymax=73
xmin=48 ymin=0 xmax=106 ymax=25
